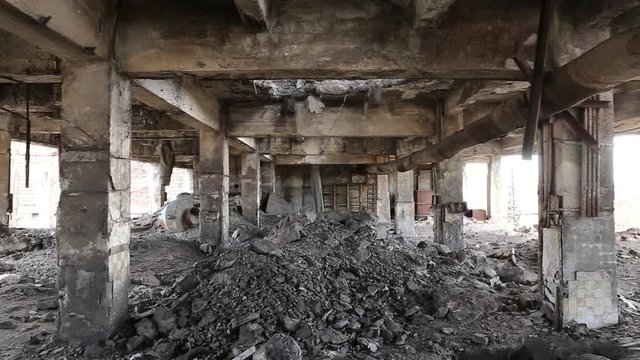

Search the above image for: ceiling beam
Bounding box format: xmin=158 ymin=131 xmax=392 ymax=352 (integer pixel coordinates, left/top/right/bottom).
xmin=257 ymin=137 xmax=397 ymax=156
xmin=116 ymin=0 xmax=538 ymax=79
xmin=227 ymin=100 xmax=435 ymax=138
xmin=0 ymin=0 xmax=110 ymax=60
xmin=274 ymin=154 xmax=386 ymax=165
xmin=133 ymin=78 xmax=222 ymax=132
xmin=444 ymin=80 xmax=529 ymax=115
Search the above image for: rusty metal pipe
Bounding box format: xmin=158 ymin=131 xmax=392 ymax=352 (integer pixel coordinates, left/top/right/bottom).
xmin=369 ymin=26 xmax=640 ymax=174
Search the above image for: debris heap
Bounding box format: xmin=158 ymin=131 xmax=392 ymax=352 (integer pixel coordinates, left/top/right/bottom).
xmin=118 ymin=211 xmax=515 ymax=359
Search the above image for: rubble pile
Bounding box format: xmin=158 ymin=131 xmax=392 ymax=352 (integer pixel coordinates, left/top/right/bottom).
xmin=0 ymin=226 xmax=55 ymax=254
xmin=112 ymin=211 xmax=561 ymax=359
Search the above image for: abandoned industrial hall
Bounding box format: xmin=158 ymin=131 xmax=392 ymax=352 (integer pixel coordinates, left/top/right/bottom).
xmin=0 ymin=0 xmax=639 ymax=359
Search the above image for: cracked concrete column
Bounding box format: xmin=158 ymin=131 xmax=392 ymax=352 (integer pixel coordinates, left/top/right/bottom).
xmin=539 ymin=92 xmax=617 ymax=329
xmin=376 ymin=174 xmax=391 ymax=238
xmin=283 ymin=171 xmax=304 ymax=211
xmin=150 ymin=162 xmax=163 ymax=212
xmin=434 ymin=157 xmax=464 ymax=250
xmin=0 ymin=114 xmax=11 ymax=226
xmin=57 ymin=62 xmax=131 ymax=344
xmin=241 ymin=152 xmax=260 ymax=225
xmin=394 ymin=170 xmax=415 ymax=237
xmin=199 ymin=131 xmax=229 ymax=248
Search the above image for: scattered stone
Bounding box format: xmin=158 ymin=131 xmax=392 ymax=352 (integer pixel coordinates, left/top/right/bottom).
xmin=152 ymin=307 xmax=176 ymax=334
xmin=0 ymin=320 xmax=16 ymax=329
xmin=251 ymin=239 xmax=283 ymax=257
xmin=280 ymin=315 xmax=299 ymax=332
xmin=471 ymin=333 xmax=489 ymax=345
xmin=135 ymin=318 xmax=159 ymax=340
xmin=42 ymin=312 xmax=55 ymax=322
xmin=36 ymin=298 xmax=59 ymax=310
xmin=149 ymin=340 xmax=176 ymax=360
xmin=263 ymin=334 xmax=302 ymax=360
xmin=320 ymin=328 xmax=349 ymax=344
xmin=357 ymin=337 xmax=380 ymax=353
xmin=127 ymin=336 xmax=146 ymax=353
xmin=436 ymin=244 xmax=452 ymax=255
xmin=83 ymin=343 xmax=109 ymax=358
xmin=0 ymin=262 xmax=14 ymax=272
xmin=141 ymin=272 xmax=161 ymax=287
xmin=441 ymin=327 xmax=454 ymax=335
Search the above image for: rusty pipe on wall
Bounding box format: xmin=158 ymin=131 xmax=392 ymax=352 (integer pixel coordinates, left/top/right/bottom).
xmin=368 ymin=26 xmax=640 ymax=174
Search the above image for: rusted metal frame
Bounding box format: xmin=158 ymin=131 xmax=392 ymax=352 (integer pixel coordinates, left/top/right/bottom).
xmin=573 ymin=100 xmax=610 ymax=109
xmin=522 ymin=0 xmax=553 ymax=160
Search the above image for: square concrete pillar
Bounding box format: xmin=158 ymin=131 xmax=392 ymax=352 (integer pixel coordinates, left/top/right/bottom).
xmin=488 ymin=156 xmax=503 ymax=222
xmin=394 ymin=170 xmax=415 ymax=237
xmin=260 ymin=160 xmax=275 ymax=204
xmin=0 ymin=114 xmax=11 ymax=226
xmin=57 ymin=62 xmax=131 ymax=344
xmin=150 ymin=162 xmax=163 ymax=211
xmin=539 ymin=92 xmax=618 ymax=329
xmin=241 ymin=152 xmax=260 ymax=225
xmin=199 ymin=131 xmax=229 ymax=247
xmin=376 ymin=174 xmax=391 ymax=238
xmin=434 ymin=157 xmax=464 ymax=250
xmin=283 ymin=171 xmax=304 ymax=211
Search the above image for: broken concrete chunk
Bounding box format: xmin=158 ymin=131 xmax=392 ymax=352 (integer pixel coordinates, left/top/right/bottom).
xmin=36 ymin=298 xmax=59 ymax=310
xmin=142 ymin=272 xmax=161 ymax=287
xmin=0 ymin=320 xmax=16 ymax=329
xmin=319 ymin=328 xmax=349 ymax=344
xmin=152 ymin=307 xmax=176 ymax=334
xmin=265 ymin=193 xmax=294 ymax=216
xmin=264 ymin=334 xmax=302 ymax=360
xmin=435 ymin=244 xmax=452 ymax=255
xmin=135 ymin=318 xmax=159 ymax=340
xmin=251 ymin=239 xmax=283 ymax=257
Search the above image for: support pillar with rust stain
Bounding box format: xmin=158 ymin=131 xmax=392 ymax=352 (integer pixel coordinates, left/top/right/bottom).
xmin=394 ymin=170 xmax=415 ymax=237
xmin=199 ymin=131 xmax=229 ymax=247
xmin=539 ymin=91 xmax=617 ymax=329
xmin=0 ymin=113 xmax=11 ymax=226
xmin=434 ymin=157 xmax=465 ymax=250
xmin=57 ymin=62 xmax=131 ymax=344
xmin=375 ymin=174 xmax=391 ymax=238
xmin=241 ymin=152 xmax=260 ymax=225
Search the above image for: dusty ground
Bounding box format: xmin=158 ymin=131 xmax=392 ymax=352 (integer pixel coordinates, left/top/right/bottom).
xmin=0 ymin=216 xmax=638 ymax=360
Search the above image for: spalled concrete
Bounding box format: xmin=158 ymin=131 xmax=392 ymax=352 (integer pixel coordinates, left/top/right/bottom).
xmin=0 ymin=113 xmax=10 ymax=226
xmin=241 ymin=152 xmax=260 ymax=225
xmin=57 ymin=62 xmax=131 ymax=344
xmin=199 ymin=131 xmax=229 ymax=248
xmin=394 ymin=170 xmax=415 ymax=237
xmin=434 ymin=157 xmax=464 ymax=251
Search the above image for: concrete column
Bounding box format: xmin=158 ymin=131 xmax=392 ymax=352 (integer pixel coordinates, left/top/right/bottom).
xmin=260 ymin=160 xmax=275 ymax=204
xmin=150 ymin=162 xmax=162 ymax=212
xmin=488 ymin=156 xmax=503 ymax=223
xmin=199 ymin=131 xmax=229 ymax=247
xmin=434 ymin=157 xmax=464 ymax=250
xmin=283 ymin=171 xmax=303 ymax=211
xmin=310 ymin=165 xmax=324 ymax=212
xmin=57 ymin=62 xmax=131 ymax=344
xmin=0 ymin=114 xmax=11 ymax=226
xmin=376 ymin=174 xmax=391 ymax=238
xmin=192 ymin=157 xmax=199 ymax=196
xmin=394 ymin=170 xmax=415 ymax=237
xmin=539 ymin=91 xmax=618 ymax=329
xmin=240 ymin=152 xmax=260 ymax=225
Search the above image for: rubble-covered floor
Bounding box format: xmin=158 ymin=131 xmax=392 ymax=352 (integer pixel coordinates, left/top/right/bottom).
xmin=0 ymin=214 xmax=638 ymax=360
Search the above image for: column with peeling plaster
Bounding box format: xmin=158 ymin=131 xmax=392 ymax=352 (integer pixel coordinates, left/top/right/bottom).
xmin=0 ymin=113 xmax=11 ymax=225
xmin=57 ymin=62 xmax=131 ymax=344
xmin=394 ymin=170 xmax=415 ymax=237
xmin=434 ymin=157 xmax=464 ymax=250
xmin=539 ymin=92 xmax=617 ymax=329
xmin=241 ymin=152 xmax=260 ymax=225
xmin=375 ymin=174 xmax=391 ymax=238
xmin=199 ymin=131 xmax=229 ymax=247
